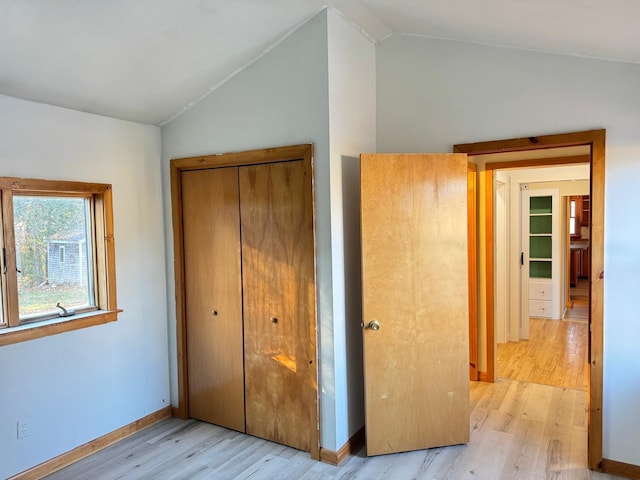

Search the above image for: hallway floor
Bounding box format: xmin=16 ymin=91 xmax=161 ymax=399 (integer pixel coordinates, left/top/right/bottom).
xmin=497 ymin=317 xmax=588 ymax=391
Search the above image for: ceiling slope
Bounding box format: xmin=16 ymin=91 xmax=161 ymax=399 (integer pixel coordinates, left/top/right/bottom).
xmin=0 ymin=0 xmax=329 ymax=125
xmin=362 ymin=0 xmax=640 ymax=62
xmin=1 ymin=0 xmax=638 ymax=125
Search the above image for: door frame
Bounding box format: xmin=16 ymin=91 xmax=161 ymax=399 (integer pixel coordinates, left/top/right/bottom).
xmin=468 ymin=163 xmax=478 ymax=380
xmin=455 ymin=129 xmax=605 ymax=471
xmin=169 ymin=143 xmax=320 ymax=459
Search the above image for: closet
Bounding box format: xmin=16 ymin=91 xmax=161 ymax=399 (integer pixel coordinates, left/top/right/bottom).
xmin=172 ymin=145 xmax=318 ymax=457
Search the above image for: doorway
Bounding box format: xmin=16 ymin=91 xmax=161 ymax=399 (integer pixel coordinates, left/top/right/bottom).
xmin=455 ymin=129 xmax=605 ymax=471
xmin=566 ymin=194 xmax=590 ymax=322
xmin=492 ymin=162 xmax=590 ymax=392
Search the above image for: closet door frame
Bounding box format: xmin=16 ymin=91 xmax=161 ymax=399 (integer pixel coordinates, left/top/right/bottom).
xmin=170 ymin=144 xmax=319 ymax=459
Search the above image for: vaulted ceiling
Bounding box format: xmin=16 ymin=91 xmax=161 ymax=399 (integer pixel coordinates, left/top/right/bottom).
xmin=1 ymin=0 xmax=638 ymax=125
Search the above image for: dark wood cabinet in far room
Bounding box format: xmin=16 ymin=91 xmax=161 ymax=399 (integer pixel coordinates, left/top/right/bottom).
xmin=570 ymin=245 xmax=589 ymax=286
xmin=580 ymin=247 xmax=589 ymax=278
xmin=570 ymin=248 xmax=580 ymax=287
xmin=580 ymin=196 xmax=590 ymax=226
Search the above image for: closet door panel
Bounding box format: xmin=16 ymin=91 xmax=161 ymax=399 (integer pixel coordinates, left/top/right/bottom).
xmin=182 ymin=167 xmax=245 ymax=432
xmin=239 ymin=160 xmax=315 ymax=452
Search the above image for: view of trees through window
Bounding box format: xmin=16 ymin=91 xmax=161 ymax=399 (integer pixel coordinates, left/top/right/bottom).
xmin=13 ymin=195 xmax=94 ymax=318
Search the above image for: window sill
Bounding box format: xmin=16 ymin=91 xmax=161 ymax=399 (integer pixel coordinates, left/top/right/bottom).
xmin=0 ymin=309 xmax=122 ymax=346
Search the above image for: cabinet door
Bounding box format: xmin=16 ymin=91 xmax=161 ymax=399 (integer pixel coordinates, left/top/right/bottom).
xmin=581 ymin=247 xmax=590 ymax=278
xmin=240 ymin=160 xmax=316 ymax=453
xmin=580 ymin=196 xmax=590 ymax=226
xmin=570 ymin=249 xmax=580 ymax=287
xmin=182 ymin=167 xmax=245 ymax=432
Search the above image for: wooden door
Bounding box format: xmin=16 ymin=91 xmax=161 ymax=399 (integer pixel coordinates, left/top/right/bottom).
xmin=239 ymin=160 xmax=317 ymax=453
xmin=182 ymin=167 xmax=245 ymax=432
xmin=361 ymin=153 xmax=470 ymax=456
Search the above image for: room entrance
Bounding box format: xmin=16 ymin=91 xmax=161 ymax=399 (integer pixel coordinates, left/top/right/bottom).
xmin=455 ymin=129 xmax=605 ymax=470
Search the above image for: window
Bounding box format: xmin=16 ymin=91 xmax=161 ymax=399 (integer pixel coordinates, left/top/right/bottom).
xmin=570 ymin=198 xmax=577 ymax=235
xmin=0 ymin=177 xmax=119 ymax=345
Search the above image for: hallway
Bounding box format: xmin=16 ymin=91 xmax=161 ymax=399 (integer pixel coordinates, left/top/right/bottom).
xmin=497 ymin=317 xmax=588 ymax=391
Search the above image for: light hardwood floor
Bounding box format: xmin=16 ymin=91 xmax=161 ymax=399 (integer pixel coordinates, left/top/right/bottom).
xmin=564 ymin=298 xmax=588 ymax=322
xmin=566 ymin=279 xmax=589 ymax=322
xmin=497 ymin=317 xmax=588 ymax=391
xmin=44 ymin=379 xmax=624 ymax=480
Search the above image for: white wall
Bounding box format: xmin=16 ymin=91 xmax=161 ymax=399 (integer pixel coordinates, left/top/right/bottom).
xmin=161 ymin=11 xmax=345 ymax=448
xmin=0 ymin=94 xmax=168 ymax=479
xmin=327 ymin=9 xmax=376 ymax=448
xmin=494 ymin=173 xmax=508 ymax=343
xmin=161 ymin=9 xmax=375 ymax=452
xmin=377 ymin=34 xmax=640 ymax=466
xmin=529 ymin=179 xmax=590 ymax=196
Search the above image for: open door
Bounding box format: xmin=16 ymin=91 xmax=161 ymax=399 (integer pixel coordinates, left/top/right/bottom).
xmin=361 ymin=153 xmax=470 ymax=456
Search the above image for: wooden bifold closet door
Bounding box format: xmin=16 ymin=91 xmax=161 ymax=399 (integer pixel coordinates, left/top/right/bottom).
xmin=182 ymin=167 xmax=245 ymax=432
xmin=181 ymin=158 xmax=315 ymax=454
xmin=240 ymin=161 xmax=315 ymax=452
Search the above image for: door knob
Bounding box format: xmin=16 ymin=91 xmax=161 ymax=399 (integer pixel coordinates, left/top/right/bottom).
xmin=365 ymin=320 xmax=380 ymax=331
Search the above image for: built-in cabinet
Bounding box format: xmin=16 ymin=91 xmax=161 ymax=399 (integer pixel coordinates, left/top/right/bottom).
xmin=581 ymin=248 xmax=590 ymax=277
xmin=523 ymin=188 xmax=561 ymax=319
xmin=175 ymin=146 xmax=318 ymax=457
xmin=581 ymin=196 xmax=590 ymax=227
xmin=570 ymin=245 xmax=589 ymax=286
xmin=529 ymin=281 xmax=554 ymax=318
xmin=570 ymin=248 xmax=581 ymax=287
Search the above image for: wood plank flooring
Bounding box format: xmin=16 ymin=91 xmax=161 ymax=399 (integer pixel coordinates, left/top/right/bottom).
xmin=564 ymin=298 xmax=588 ymax=322
xmin=566 ymin=279 xmax=589 ymax=322
xmin=44 ymin=379 xmax=623 ymax=480
xmin=497 ymin=317 xmax=588 ymax=391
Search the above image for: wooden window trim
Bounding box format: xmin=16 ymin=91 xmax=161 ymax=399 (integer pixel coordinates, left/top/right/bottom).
xmin=0 ymin=177 xmax=120 ymax=346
